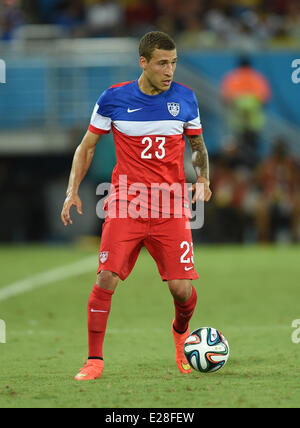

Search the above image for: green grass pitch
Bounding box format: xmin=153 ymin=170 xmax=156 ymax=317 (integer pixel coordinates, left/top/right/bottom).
xmin=0 ymin=244 xmax=299 ymax=408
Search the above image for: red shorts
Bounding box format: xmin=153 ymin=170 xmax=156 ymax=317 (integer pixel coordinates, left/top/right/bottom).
xmin=97 ymin=216 xmax=199 ymax=282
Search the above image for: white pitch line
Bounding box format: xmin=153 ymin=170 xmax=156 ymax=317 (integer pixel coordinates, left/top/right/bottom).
xmin=0 ymin=255 xmax=97 ymax=302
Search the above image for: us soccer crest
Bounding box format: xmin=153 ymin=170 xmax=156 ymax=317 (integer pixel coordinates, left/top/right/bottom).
xmin=99 ymin=251 xmax=109 ymax=264
xmin=167 ymin=102 xmax=180 ymax=117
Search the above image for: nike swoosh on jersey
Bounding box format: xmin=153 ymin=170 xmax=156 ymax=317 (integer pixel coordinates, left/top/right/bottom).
xmin=184 ymin=266 xmax=193 ymax=271
xmin=127 ymin=108 xmax=143 ymax=113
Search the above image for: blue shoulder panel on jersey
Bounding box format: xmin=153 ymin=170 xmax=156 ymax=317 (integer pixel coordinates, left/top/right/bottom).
xmin=95 ymin=80 xmax=199 ymax=123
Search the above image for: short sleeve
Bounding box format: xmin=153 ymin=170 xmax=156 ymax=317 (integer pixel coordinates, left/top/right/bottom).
xmin=184 ymin=92 xmax=202 ymax=135
xmin=88 ymin=90 xmax=112 ymax=135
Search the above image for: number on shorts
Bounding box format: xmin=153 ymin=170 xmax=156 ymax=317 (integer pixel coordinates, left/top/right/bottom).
xmin=180 ymin=241 xmax=194 ymax=264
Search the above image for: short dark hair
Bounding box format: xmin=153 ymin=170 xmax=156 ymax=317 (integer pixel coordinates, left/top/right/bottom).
xmin=139 ymin=31 xmax=176 ymax=61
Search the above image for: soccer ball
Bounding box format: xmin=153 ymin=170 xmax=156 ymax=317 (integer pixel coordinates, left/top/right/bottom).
xmin=184 ymin=327 xmax=229 ymax=373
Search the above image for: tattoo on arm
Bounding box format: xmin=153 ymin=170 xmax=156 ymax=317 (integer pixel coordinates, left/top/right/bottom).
xmin=187 ymin=134 xmax=210 ymax=181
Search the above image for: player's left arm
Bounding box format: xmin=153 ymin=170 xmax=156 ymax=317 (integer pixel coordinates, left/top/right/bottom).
xmin=187 ymin=133 xmax=212 ymax=203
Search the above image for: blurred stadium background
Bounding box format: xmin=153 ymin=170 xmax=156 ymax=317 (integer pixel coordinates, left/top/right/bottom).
xmin=1 ymin=0 xmax=300 ymax=245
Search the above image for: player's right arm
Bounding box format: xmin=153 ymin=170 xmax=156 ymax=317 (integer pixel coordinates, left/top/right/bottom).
xmin=61 ymin=130 xmax=101 ymax=226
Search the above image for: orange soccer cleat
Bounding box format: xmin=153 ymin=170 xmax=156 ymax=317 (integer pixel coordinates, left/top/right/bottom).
xmin=74 ymin=359 xmax=104 ymax=381
xmin=172 ymin=320 xmax=192 ymax=374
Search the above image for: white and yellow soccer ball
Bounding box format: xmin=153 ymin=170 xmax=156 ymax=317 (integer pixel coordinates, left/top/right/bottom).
xmin=184 ymin=327 xmax=229 ymax=373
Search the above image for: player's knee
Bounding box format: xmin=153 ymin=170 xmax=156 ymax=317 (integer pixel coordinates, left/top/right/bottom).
xmin=168 ymin=280 xmax=192 ymax=302
xmin=96 ymin=270 xmax=119 ymax=291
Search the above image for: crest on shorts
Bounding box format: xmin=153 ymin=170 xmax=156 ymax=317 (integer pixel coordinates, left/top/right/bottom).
xmin=167 ymin=102 xmax=180 ymax=117
xmin=99 ymin=251 xmax=109 ymax=264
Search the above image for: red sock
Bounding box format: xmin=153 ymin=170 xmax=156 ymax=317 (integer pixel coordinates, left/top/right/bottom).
xmin=173 ymin=286 xmax=197 ymax=333
xmin=87 ymin=284 xmax=114 ymax=359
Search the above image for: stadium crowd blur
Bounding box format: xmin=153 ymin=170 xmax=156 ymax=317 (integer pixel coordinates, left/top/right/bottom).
xmin=206 ymin=50 xmax=299 ymax=244
xmin=1 ymin=0 xmax=300 ymax=48
xmin=1 ymin=0 xmax=300 ymax=244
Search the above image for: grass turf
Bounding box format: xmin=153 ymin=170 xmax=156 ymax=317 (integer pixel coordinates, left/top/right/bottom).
xmin=0 ymin=244 xmax=299 ymax=408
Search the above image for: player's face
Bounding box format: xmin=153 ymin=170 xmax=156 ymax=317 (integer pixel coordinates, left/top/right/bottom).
xmin=140 ymin=49 xmax=177 ymax=93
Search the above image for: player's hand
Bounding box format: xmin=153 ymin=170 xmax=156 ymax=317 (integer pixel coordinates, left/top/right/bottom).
xmin=191 ymin=176 xmax=212 ymax=203
xmin=61 ymin=193 xmax=83 ymax=226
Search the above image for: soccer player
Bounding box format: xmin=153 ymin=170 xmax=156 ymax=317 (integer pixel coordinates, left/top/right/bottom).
xmin=61 ymin=31 xmax=212 ymax=381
